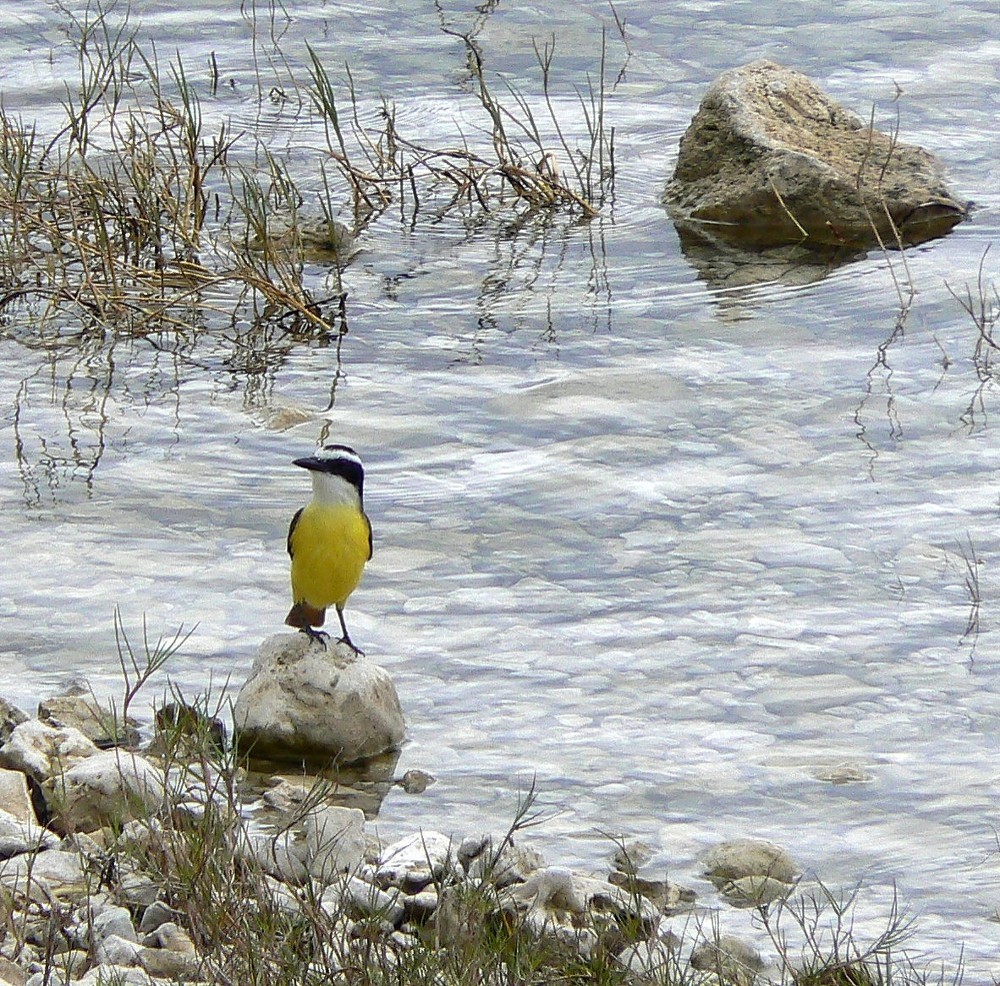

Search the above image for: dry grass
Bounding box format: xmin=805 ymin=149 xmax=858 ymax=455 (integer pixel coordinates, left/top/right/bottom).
xmin=0 ymin=0 xmax=622 ymax=341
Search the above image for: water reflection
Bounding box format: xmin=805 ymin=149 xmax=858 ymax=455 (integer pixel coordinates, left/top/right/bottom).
xmin=674 ymin=222 xmax=867 ymax=293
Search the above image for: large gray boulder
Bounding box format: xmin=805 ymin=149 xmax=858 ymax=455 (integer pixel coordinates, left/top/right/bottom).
xmin=666 ymin=60 xmax=967 ymax=249
xmin=234 ymin=634 xmax=405 ymax=765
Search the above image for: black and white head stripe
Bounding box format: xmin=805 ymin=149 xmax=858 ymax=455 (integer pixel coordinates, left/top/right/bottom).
xmin=293 ymin=444 xmax=365 ymax=497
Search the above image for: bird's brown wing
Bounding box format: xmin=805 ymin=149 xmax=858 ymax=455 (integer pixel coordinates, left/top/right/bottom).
xmin=287 ymin=507 xmax=303 ymax=558
xmin=364 ymin=512 xmax=373 ymax=560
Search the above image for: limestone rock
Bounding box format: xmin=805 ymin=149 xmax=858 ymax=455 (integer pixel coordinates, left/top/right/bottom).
xmin=666 ymin=60 xmax=967 ymax=249
xmin=0 ymin=808 xmax=59 ymax=858
xmin=375 ymin=831 xmax=454 ymax=892
xmin=720 ymin=874 xmax=794 ymax=908
xmin=74 ymin=965 xmax=156 ymax=986
xmin=91 ymin=903 xmax=138 ymax=943
xmin=607 ymin=871 xmax=697 ymax=914
xmin=138 ymin=901 xmax=186 ymax=935
xmin=0 ymin=769 xmax=36 ymax=824
xmin=0 ymin=849 xmax=88 ymax=901
xmin=0 ymin=955 xmax=27 ymax=986
xmin=459 ymin=834 xmax=545 ymax=887
xmin=137 ymin=945 xmax=201 ymax=980
xmin=322 ymin=875 xmax=405 ymax=926
xmin=0 ymin=699 xmax=29 ymax=746
xmin=95 ymin=933 xmax=142 ymax=966
xmin=610 ymin=839 xmax=655 ymax=874
xmin=47 ymin=750 xmax=165 ymax=834
xmin=140 ymin=921 xmax=195 ymax=953
xmin=690 ymin=934 xmax=765 ymax=984
xmin=701 ymin=838 xmax=800 ymax=887
xmin=234 ymin=633 xmax=405 ymax=764
xmin=304 ymin=805 xmax=366 ymax=881
xmin=38 ymin=693 xmax=139 ymax=749
xmin=251 ymin=805 xmax=366 ymax=885
xmin=0 ymin=720 xmax=100 ymax=784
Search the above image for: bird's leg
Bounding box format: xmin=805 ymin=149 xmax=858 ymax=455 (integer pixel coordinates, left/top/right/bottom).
xmin=300 ymin=626 xmax=329 ymax=648
xmin=336 ymin=606 xmax=363 ymax=655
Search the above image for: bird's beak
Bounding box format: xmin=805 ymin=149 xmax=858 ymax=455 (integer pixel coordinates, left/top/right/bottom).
xmin=293 ymin=456 xmax=323 ymax=471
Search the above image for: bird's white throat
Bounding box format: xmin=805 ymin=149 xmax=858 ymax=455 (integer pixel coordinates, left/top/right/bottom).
xmin=311 ymin=471 xmax=361 ymax=507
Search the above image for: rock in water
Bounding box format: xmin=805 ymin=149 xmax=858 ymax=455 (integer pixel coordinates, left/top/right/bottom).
xmin=233 ymin=633 xmax=405 ymax=764
xmin=666 ymin=60 xmax=967 ymax=249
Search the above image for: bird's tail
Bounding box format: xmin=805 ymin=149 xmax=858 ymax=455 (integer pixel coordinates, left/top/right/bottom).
xmin=285 ymin=601 xmax=326 ymax=628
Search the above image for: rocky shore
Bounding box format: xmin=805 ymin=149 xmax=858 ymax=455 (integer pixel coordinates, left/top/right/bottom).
xmin=0 ymin=646 xmax=896 ymax=986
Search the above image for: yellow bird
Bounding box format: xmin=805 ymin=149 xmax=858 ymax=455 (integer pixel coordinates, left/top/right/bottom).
xmin=285 ymin=444 xmax=373 ymax=650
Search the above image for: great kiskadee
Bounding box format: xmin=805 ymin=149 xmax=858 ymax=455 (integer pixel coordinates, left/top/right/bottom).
xmin=285 ymin=444 xmax=372 ymax=651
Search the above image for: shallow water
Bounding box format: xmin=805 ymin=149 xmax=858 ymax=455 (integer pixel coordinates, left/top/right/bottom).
xmin=2 ymin=0 xmax=1000 ymax=978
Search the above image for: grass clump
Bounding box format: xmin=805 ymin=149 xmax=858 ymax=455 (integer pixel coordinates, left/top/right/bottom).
xmin=0 ymin=0 xmax=623 ymax=341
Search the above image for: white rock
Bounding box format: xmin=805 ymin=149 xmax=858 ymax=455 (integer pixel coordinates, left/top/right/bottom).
xmin=250 ymin=831 xmax=309 ymax=885
xmin=508 ymin=866 xmax=586 ymax=917
xmin=138 ymin=901 xmax=185 ymax=935
xmin=74 ymin=965 xmax=157 ymax=986
xmin=92 ymin=904 xmax=138 ymax=943
xmin=0 ymin=850 xmax=87 ymax=900
xmin=690 ymin=934 xmax=765 ymax=981
xmin=24 ymin=973 xmax=66 ymax=986
xmin=720 ymin=874 xmax=795 ymax=908
xmin=376 ymin=831 xmax=453 ymax=891
xmin=304 ymin=805 xmax=366 ymax=882
xmin=461 ymin=835 xmax=545 ymax=887
xmin=48 ymin=751 xmax=165 ymax=834
xmin=95 ymin=933 xmax=142 ymax=966
xmin=0 ymin=720 xmax=99 ymax=783
xmin=233 ymin=634 xmax=405 ymax=764
xmin=0 ymin=954 xmax=27 ymax=986
xmin=137 ymin=946 xmax=202 ymax=980
xmin=0 ymin=768 xmax=35 ymax=823
xmin=140 ymin=921 xmax=195 ymax=954
xmin=38 ymin=693 xmax=139 ymax=748
xmin=322 ymin=875 xmax=405 ymax=926
xmin=0 ymin=809 xmax=59 ymax=858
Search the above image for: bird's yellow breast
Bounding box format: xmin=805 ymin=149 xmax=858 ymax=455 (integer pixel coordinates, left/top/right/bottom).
xmin=289 ymin=501 xmax=371 ymax=610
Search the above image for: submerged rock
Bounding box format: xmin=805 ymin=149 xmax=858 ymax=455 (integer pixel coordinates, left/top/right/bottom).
xmin=233 ymin=633 xmax=405 ymax=765
xmin=701 ymin=837 xmax=800 ymax=887
xmin=666 ymin=60 xmax=968 ymax=249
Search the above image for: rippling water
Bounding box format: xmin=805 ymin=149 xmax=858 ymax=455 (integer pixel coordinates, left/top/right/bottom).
xmin=2 ymin=0 xmax=999 ymax=978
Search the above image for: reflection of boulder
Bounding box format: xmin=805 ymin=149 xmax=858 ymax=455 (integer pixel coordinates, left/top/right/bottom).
xmin=666 ymin=60 xmax=968 ymax=250
xmin=674 ymin=220 xmax=864 ymax=292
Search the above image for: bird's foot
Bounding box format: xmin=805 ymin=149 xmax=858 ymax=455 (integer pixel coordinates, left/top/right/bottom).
xmin=300 ymin=626 xmax=330 ymax=648
xmin=338 ymin=635 xmax=364 ymax=657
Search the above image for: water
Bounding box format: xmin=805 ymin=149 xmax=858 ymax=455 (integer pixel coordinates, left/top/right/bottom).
xmin=2 ymin=0 xmax=999 ymax=978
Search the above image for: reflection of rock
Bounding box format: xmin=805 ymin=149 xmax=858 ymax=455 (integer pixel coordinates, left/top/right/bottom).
xmin=666 ymin=60 xmax=968 ymax=250
xmin=234 ymin=634 xmax=405 ymax=766
xmin=674 ymin=220 xmax=865 ymax=292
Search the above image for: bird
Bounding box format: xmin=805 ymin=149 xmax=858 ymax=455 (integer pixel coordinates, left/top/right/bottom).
xmin=284 ymin=444 xmax=372 ymax=651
